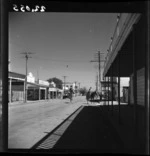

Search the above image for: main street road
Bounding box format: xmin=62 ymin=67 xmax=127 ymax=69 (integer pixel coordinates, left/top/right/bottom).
xmin=8 ymin=96 xmax=86 ymax=149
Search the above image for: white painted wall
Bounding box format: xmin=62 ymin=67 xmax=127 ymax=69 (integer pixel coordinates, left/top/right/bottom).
xmin=117 ymin=77 xmax=129 ymax=97
xmin=130 ymin=68 xmax=145 ymax=106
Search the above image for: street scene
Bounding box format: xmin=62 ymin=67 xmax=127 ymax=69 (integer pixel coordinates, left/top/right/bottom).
xmin=0 ymin=1 xmax=149 ymax=154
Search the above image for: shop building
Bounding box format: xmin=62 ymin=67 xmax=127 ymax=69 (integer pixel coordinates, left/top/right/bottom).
xmin=8 ymin=71 xmax=50 ymax=103
xmin=49 ymin=81 xmax=63 ymax=99
xmin=103 ymin=9 xmax=149 ymax=152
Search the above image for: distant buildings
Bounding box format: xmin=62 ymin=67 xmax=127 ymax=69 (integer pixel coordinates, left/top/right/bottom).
xmin=62 ymin=82 xmax=79 ymax=96
xmin=101 ymin=77 xmax=118 ymax=100
xmin=8 ymin=70 xmax=81 ymax=104
xmin=62 ymin=82 xmax=75 ymax=91
xmin=8 ymin=71 xmax=63 ymax=103
xmin=49 ymin=81 xmax=63 ymax=99
xmin=122 ymin=86 xmax=129 ymax=103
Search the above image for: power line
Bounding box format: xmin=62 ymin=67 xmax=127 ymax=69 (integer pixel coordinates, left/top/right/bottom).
xmin=12 ymin=53 xmax=92 ymax=63
xmin=28 ymin=56 xmax=90 ymax=63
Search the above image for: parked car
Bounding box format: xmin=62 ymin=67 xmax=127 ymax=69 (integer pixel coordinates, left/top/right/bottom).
xmin=63 ymin=92 xmax=69 ymax=99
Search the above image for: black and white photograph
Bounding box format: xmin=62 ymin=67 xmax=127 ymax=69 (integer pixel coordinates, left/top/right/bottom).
xmin=0 ymin=0 xmax=149 ymax=154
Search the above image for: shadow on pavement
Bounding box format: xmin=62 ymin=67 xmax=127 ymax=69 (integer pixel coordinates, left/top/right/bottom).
xmin=30 ymin=105 xmax=125 ymax=154
xmin=101 ymin=104 xmax=147 ymax=154
xmin=89 ymin=99 xmax=101 ymax=103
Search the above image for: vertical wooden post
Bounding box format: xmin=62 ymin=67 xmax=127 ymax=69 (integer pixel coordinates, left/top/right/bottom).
xmin=45 ymin=88 xmax=46 ymax=100
xmin=9 ymin=78 xmax=12 ymax=103
xmin=33 ymin=88 xmax=35 ymax=100
xmin=39 ymin=87 xmax=40 ymax=100
xmin=103 ymin=77 xmax=105 ymax=105
xmin=111 ymin=65 xmax=114 ymax=116
xmin=50 ymin=91 xmax=51 ymax=99
xmin=48 ymin=89 xmax=49 ymax=99
xmin=118 ymin=53 xmax=121 ymax=124
xmin=98 ymin=51 xmax=101 ymax=92
xmin=24 ymin=81 xmax=26 ymax=102
xmin=145 ymin=3 xmax=149 ymax=154
xmin=108 ymin=77 xmax=109 ymax=111
xmin=56 ymin=91 xmax=57 ymax=99
xmin=133 ymin=24 xmax=138 ymax=146
xmin=52 ymin=91 xmax=54 ymax=99
xmin=26 ymin=85 xmax=28 ymax=101
xmin=2 ymin=0 xmax=8 ymax=149
xmin=128 ymin=79 xmax=131 ymax=105
xmin=104 ymin=77 xmax=106 ymax=106
xmin=25 ymin=54 xmax=28 ymax=103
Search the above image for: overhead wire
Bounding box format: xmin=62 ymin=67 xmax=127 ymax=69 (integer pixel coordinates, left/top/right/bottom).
xmin=10 ymin=54 xmax=91 ymax=63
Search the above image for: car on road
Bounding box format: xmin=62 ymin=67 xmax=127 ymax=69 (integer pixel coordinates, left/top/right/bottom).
xmin=63 ymin=92 xmax=69 ymax=99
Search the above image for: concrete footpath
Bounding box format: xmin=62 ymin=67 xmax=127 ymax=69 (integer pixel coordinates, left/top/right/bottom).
xmin=100 ymin=103 xmax=147 ymax=154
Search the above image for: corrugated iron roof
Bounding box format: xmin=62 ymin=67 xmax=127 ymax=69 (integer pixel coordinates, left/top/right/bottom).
xmin=9 ymin=71 xmax=25 ymax=79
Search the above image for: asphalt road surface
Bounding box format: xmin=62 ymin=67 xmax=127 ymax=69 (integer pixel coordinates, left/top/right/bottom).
xmin=8 ymin=96 xmax=85 ymax=149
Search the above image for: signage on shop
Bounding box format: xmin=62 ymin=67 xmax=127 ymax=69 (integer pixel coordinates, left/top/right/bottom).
xmin=49 ymin=88 xmax=57 ymax=92
xmin=38 ymin=79 xmax=49 ymax=86
xmin=27 ymin=72 xmax=35 ymax=83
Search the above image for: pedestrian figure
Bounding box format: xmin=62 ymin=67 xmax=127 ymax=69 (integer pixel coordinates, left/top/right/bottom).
xmin=99 ymin=92 xmax=102 ymax=102
xmin=90 ymin=90 xmax=99 ymax=104
xmin=69 ymin=86 xmax=74 ymax=103
xmin=86 ymin=87 xmax=92 ymax=104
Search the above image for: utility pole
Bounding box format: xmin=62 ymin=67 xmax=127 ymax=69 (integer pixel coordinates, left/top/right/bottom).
xmin=98 ymin=51 xmax=101 ymax=92
xmin=63 ymin=76 xmax=67 ymax=93
xmin=8 ymin=60 xmax=11 ymax=71
xmin=95 ymin=73 xmax=98 ymax=91
xmin=78 ymin=82 xmax=80 ymax=95
xmin=90 ymin=51 xmax=105 ymax=92
xmin=75 ymin=81 xmax=77 ymax=96
xmin=21 ymin=52 xmax=33 ymax=103
xmin=37 ymin=70 xmax=39 ymax=81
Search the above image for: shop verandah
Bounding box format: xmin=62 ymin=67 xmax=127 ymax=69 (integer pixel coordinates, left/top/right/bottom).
xmin=103 ymin=10 xmax=149 ymax=153
xmin=8 ymin=72 xmax=62 ymax=103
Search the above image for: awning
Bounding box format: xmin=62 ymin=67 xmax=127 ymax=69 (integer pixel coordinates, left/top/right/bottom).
xmin=103 ymin=13 xmax=146 ymax=77
xmin=49 ymin=88 xmax=57 ymax=92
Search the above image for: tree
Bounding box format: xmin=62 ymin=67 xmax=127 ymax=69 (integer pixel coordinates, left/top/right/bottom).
xmin=79 ymin=87 xmax=87 ymax=96
xmin=47 ymin=77 xmax=63 ymax=89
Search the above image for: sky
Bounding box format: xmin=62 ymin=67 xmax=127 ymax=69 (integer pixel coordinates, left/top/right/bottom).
xmin=9 ymin=12 xmax=129 ymax=90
